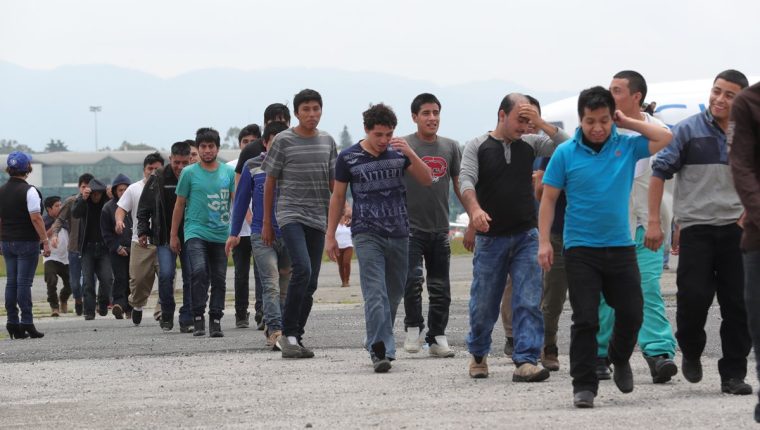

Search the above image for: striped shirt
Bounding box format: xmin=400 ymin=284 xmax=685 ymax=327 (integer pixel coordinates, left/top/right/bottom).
xmin=262 ymin=128 xmax=337 ymax=232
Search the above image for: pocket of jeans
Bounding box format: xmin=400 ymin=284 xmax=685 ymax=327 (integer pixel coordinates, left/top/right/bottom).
xmin=527 ymin=228 xmax=539 ymax=241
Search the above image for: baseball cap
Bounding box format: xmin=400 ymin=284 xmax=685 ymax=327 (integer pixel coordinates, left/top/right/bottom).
xmin=6 ymin=151 xmax=32 ymax=171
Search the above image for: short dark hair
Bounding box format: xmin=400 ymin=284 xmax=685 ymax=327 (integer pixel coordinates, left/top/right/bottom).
xmin=363 ymin=104 xmax=398 ymax=130
xmin=714 ymin=69 xmax=749 ymax=89
xmin=44 ymin=196 xmax=61 ymax=210
xmin=498 ymin=93 xmax=525 ymax=117
xmin=577 ymin=86 xmax=616 ymax=119
xmin=613 ymin=70 xmax=648 ymax=104
xmin=264 ymin=103 xmax=291 ymax=124
xmin=293 ymin=89 xmax=322 ymax=114
xmin=170 ymin=141 xmax=191 ymax=156
xmin=195 ymin=128 xmax=221 ymax=147
xmin=78 ymin=173 xmax=94 ymax=187
xmin=238 ymin=124 xmax=262 ymax=142
xmin=411 ymin=93 xmax=441 ymax=115
xmin=525 ymin=95 xmax=541 ymax=115
xmin=184 ymin=139 xmax=197 ymax=149
xmin=263 ymin=121 xmax=289 ymax=143
xmin=5 ymin=166 xmax=31 ymax=177
xmin=143 ymin=151 xmax=164 ymax=167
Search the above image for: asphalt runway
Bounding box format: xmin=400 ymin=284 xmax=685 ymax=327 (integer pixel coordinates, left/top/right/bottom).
xmin=1 ymin=255 xmax=758 ymax=428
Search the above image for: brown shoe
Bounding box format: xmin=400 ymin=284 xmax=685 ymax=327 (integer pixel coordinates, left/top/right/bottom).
xmin=112 ymin=304 xmax=124 ymax=319
xmin=60 ymin=300 xmax=68 ymax=314
xmin=469 ymin=355 xmax=488 ymax=379
xmin=267 ymin=330 xmax=283 ymax=351
xmin=51 ymin=308 xmax=60 ymax=317
xmin=542 ymin=345 xmax=560 ymax=371
xmin=513 ymin=362 xmax=550 ymax=382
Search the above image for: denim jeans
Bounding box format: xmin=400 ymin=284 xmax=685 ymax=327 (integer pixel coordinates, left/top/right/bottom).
xmin=109 ymin=253 xmax=131 ymax=311
xmin=68 ymin=250 xmax=83 ymax=300
xmin=403 ymin=229 xmax=451 ymax=344
xmin=743 ymin=250 xmax=760 ymax=398
xmin=3 ymin=241 xmax=40 ymax=324
xmin=280 ymin=223 xmax=324 ymax=338
xmin=677 ymin=224 xmax=750 ymax=380
xmin=565 ymin=246 xmax=642 ymax=395
xmin=251 ymin=234 xmax=290 ymax=332
xmin=80 ymin=242 xmax=113 ymax=316
xmin=354 ymin=233 xmax=408 ymax=360
xmin=466 ymin=228 xmax=544 ymax=364
xmin=185 ymin=238 xmax=227 ymax=319
xmin=254 ymin=261 xmax=263 ymax=314
xmin=157 ymin=245 xmax=186 ymax=319
xmin=232 ymin=236 xmax=252 ymax=316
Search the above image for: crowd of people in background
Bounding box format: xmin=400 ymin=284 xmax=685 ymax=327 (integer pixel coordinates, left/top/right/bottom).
xmin=4 ymin=71 xmax=760 ymax=418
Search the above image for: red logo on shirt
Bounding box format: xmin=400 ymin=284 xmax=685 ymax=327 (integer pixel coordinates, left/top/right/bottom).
xmin=422 ymin=156 xmax=448 ymax=183
xmin=615 ymin=150 xmax=622 ymax=157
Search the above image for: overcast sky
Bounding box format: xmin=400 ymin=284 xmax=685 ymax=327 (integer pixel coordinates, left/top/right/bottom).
xmin=2 ymin=0 xmax=759 ymax=91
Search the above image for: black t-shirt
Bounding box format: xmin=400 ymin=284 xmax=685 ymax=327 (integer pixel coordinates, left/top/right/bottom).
xmin=84 ymin=200 xmax=105 ymax=244
xmin=234 ymin=139 xmax=266 ymax=174
xmin=538 ymin=157 xmax=566 ymax=235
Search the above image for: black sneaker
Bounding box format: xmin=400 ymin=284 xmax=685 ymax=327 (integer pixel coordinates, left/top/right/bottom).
xmin=97 ymin=304 xmax=108 ymax=317
xmin=644 ymin=354 xmax=678 ymax=383
xmin=504 ymin=336 xmax=514 ymax=357
xmin=235 ymin=311 xmax=250 ymax=329
xmin=75 ymin=301 xmax=83 ymax=316
xmin=84 ymin=314 xmax=95 ymax=321
xmin=254 ymin=310 xmax=265 ymax=330
xmin=612 ymin=361 xmax=634 ymax=393
xmin=573 ymin=390 xmax=595 ymax=408
xmin=179 ymin=321 xmax=194 ymax=333
xmin=721 ymin=378 xmax=753 ymax=395
xmin=193 ymin=316 xmax=205 ymax=337
xmin=298 ymin=339 xmax=315 ymax=358
xmin=755 ymin=403 xmax=760 ymax=423
xmin=595 ymin=357 xmax=611 ymax=380
xmin=209 ymin=318 xmax=224 ymax=338
xmin=132 ymin=309 xmax=143 ymax=326
xmin=682 ymin=356 xmax=703 ymax=383
xmin=371 ymin=341 xmax=391 ymax=373
xmin=160 ymin=313 xmax=174 ymax=332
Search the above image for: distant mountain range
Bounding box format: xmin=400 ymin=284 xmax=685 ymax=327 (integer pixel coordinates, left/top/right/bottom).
xmin=0 ymin=61 xmax=571 ymax=152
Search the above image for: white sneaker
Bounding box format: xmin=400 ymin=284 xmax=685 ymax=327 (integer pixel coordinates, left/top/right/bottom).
xmin=429 ymin=335 xmax=455 ymax=358
xmin=404 ymin=327 xmax=422 ymax=353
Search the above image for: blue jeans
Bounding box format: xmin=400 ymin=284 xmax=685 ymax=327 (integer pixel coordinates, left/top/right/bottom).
xmin=68 ymin=250 xmax=83 ymax=300
xmin=280 ymin=223 xmax=324 ymax=338
xmin=404 ymin=229 xmax=451 ymax=344
xmin=466 ymin=229 xmax=544 ymax=363
xmin=251 ymin=234 xmax=290 ymax=332
xmin=157 ymin=245 xmax=193 ymax=324
xmin=80 ymin=242 xmax=113 ymax=316
xmin=3 ymin=241 xmax=40 ymax=324
xmin=185 ymin=239 xmax=227 ymax=319
xmin=354 ymin=233 xmax=408 ymax=360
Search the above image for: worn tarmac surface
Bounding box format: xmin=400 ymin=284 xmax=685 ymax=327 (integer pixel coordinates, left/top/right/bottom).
xmin=1 ymin=255 xmax=758 ymax=429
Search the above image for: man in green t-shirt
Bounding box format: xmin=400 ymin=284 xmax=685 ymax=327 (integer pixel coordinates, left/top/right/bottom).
xmin=171 ymin=127 xmax=236 ymax=338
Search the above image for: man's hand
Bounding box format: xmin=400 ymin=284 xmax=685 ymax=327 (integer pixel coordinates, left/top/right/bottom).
xmin=138 ymin=235 xmax=148 ymax=248
xmin=463 ymin=224 xmax=476 ymax=252
xmin=41 ymin=241 xmax=51 ymax=258
xmin=117 ymin=246 xmax=129 ymax=257
xmin=170 ymin=235 xmax=181 ymax=255
xmin=671 ymin=225 xmax=680 ymax=255
xmin=115 ymin=219 xmax=126 ymax=235
xmin=644 ymin=221 xmax=664 ymax=251
xmin=81 ymin=186 xmax=92 ymax=200
xmin=470 ymin=208 xmax=492 ymax=233
xmin=613 ymin=109 xmax=634 ymax=129
xmin=261 ymin=222 xmax=275 ymax=247
xmin=225 ymin=236 xmax=240 ymax=256
xmin=518 ymin=103 xmax=542 ymax=128
xmin=325 ymin=236 xmax=339 ymax=261
xmin=537 ymin=239 xmax=554 ymax=272
xmin=389 ymin=137 xmax=412 ymax=157
xmin=245 ymin=209 xmax=253 ymax=226
xmin=51 ymin=235 xmax=59 ymax=249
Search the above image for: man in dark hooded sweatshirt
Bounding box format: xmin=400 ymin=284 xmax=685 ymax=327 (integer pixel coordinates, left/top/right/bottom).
xmin=72 ymin=178 xmax=113 ymax=320
xmin=101 ymin=174 xmax=132 ymax=319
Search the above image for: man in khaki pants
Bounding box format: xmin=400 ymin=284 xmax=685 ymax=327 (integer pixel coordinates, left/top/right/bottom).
xmin=115 ymin=152 xmax=165 ymax=325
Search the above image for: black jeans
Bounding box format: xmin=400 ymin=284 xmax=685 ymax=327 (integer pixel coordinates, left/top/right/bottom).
xmin=677 ymin=223 xmax=750 ymax=380
xmin=232 ymin=236 xmax=252 ymax=316
xmin=185 ymin=239 xmax=228 ymax=319
xmin=44 ymin=260 xmax=71 ymax=308
xmin=81 ymin=242 xmax=114 ymax=316
xmin=403 ymin=229 xmax=451 ymax=344
xmin=565 ymin=246 xmax=642 ymax=394
xmin=281 ymin=223 xmax=324 ymax=339
xmin=109 ymin=253 xmax=131 ymax=312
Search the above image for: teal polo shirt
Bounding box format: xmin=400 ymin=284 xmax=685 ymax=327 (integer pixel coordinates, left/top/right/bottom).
xmin=542 ymin=126 xmax=650 ymax=249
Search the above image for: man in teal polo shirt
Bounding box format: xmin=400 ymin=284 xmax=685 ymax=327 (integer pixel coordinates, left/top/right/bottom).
xmin=538 ymin=86 xmax=672 ymax=408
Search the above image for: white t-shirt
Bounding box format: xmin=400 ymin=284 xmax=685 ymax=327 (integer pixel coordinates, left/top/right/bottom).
xmin=117 ymin=179 xmax=146 ymax=243
xmin=336 ymin=223 xmax=353 ymax=249
xmin=45 ymin=228 xmax=68 ymax=264
xmin=27 ymin=187 xmax=41 ymax=213
xmin=227 ymin=159 xmax=251 ymax=237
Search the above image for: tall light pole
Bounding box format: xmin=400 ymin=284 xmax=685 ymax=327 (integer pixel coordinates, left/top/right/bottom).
xmin=89 ymin=106 xmax=102 ymax=151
